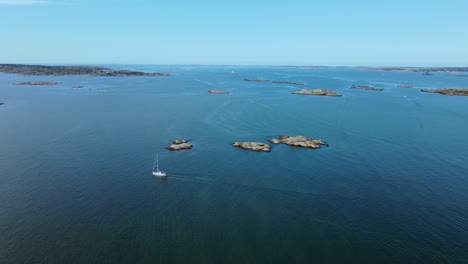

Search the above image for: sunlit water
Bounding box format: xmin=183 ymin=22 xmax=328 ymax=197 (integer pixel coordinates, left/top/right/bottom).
xmin=1 ymin=66 xmax=467 ymax=263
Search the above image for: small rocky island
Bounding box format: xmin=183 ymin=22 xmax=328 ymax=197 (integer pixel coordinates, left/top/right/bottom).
xmin=269 ymin=136 xmax=328 ymax=149
xmin=72 ymin=85 xmax=84 ymax=88
xmin=0 ymin=64 xmax=171 ymax=76
xmin=421 ymin=88 xmax=468 ymax=96
xmin=166 ymin=140 xmax=193 ymax=151
xmin=208 ymin=90 xmax=230 ymax=94
xmin=351 ymin=85 xmax=385 ymax=91
xmin=232 ymin=142 xmax=271 ymax=152
xmin=244 ymin=79 xmax=269 ymax=82
xmin=272 ymin=81 xmax=304 ymax=85
xmin=16 ymin=82 xmax=62 ymax=85
xmin=292 ymin=88 xmax=342 ymax=96
xmin=397 ymin=85 xmax=413 ymax=88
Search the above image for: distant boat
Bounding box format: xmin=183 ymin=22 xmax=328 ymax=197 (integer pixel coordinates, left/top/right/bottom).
xmin=231 ymin=71 xmax=238 ymax=75
xmin=422 ymin=72 xmax=433 ymax=75
xmin=152 ymin=153 xmax=167 ymax=177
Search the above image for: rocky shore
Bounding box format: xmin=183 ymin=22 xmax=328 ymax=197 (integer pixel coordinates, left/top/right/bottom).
xmin=166 ymin=140 xmax=193 ymax=151
xmin=0 ymin=64 xmax=171 ymax=77
xmin=351 ymin=85 xmax=385 ymax=91
xmin=208 ymin=90 xmax=230 ymax=94
xmin=292 ymin=88 xmax=342 ymax=96
xmin=232 ymin=142 xmax=271 ymax=152
xmin=269 ymin=136 xmax=328 ymax=149
xmin=421 ymin=88 xmax=468 ymax=96
xmin=16 ymin=82 xmax=62 ymax=85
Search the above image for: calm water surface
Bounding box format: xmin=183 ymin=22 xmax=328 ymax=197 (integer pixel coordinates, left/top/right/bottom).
xmin=0 ymin=66 xmax=467 ymax=263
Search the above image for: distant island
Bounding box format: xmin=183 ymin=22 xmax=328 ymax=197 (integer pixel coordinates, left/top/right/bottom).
xmin=360 ymin=67 xmax=468 ymax=73
xmin=16 ymin=81 xmax=62 ymax=85
xmin=292 ymin=88 xmax=342 ymax=96
xmin=351 ymin=85 xmax=385 ymax=91
xmin=421 ymin=88 xmax=468 ymax=96
xmin=0 ymin=64 xmax=171 ymax=76
xmin=208 ymin=90 xmax=230 ymax=94
xmin=244 ymin=79 xmax=269 ymax=82
xmin=272 ymin=81 xmax=304 ymax=85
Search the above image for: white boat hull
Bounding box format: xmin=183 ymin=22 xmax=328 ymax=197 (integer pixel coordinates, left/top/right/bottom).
xmin=153 ymin=171 xmax=167 ymax=177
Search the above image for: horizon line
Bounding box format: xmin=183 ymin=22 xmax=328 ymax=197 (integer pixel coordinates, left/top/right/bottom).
xmin=1 ymin=62 xmax=467 ymax=68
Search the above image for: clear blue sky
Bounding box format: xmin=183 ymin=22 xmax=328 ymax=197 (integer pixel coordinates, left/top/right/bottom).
xmin=1 ymin=0 xmax=467 ymax=66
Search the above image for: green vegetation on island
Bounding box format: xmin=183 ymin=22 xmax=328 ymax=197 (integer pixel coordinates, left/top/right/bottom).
xmin=0 ymin=64 xmax=171 ymax=76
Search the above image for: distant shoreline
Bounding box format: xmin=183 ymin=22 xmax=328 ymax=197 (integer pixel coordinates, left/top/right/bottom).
xmin=349 ymin=66 xmax=468 ymax=73
xmin=0 ymin=64 xmax=171 ymax=77
xmin=1 ymin=63 xmax=467 ymax=75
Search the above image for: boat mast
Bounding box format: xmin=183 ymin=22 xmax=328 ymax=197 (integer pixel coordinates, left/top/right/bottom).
xmin=152 ymin=153 xmax=157 ymax=172
xmin=156 ymin=153 xmax=160 ymax=171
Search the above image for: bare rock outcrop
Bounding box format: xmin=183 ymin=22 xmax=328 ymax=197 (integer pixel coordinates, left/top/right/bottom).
xmin=166 ymin=140 xmax=193 ymax=151
xmin=208 ymin=90 xmax=230 ymax=94
xmin=244 ymin=79 xmax=269 ymax=82
xmin=421 ymin=88 xmax=468 ymax=96
xmin=292 ymin=88 xmax=342 ymax=96
xmin=232 ymin=142 xmax=271 ymax=152
xmin=269 ymin=136 xmax=328 ymax=149
xmin=351 ymin=85 xmax=384 ymax=91
xmin=272 ymin=81 xmax=304 ymax=85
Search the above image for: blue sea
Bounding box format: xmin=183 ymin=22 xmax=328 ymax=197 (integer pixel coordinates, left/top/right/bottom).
xmin=0 ymin=65 xmax=467 ymax=263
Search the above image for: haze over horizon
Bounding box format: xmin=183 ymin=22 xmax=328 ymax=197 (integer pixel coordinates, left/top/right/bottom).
xmin=1 ymin=0 xmax=467 ymax=66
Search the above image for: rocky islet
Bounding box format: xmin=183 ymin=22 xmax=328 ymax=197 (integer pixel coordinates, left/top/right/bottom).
xmin=292 ymin=88 xmax=342 ymax=96
xmin=208 ymin=90 xmax=230 ymax=94
xmin=421 ymin=88 xmax=468 ymax=96
xmin=16 ymin=82 xmax=62 ymax=85
xmin=269 ymin=136 xmax=328 ymax=149
xmin=166 ymin=140 xmax=193 ymax=151
xmin=351 ymin=85 xmax=385 ymax=91
xmin=232 ymin=142 xmax=272 ymax=152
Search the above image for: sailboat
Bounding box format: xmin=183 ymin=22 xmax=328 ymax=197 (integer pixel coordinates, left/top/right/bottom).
xmin=152 ymin=153 xmax=167 ymax=177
